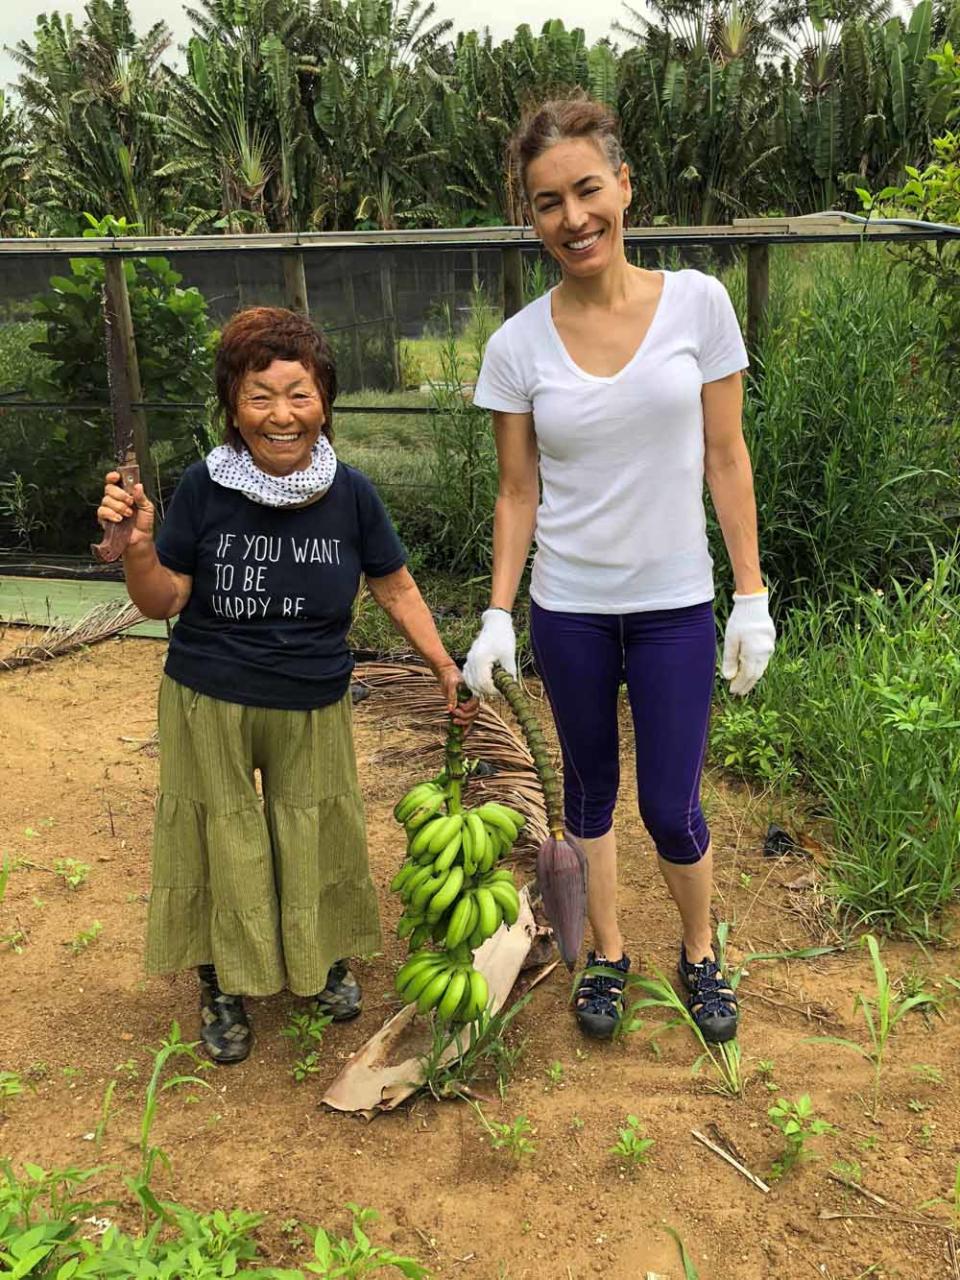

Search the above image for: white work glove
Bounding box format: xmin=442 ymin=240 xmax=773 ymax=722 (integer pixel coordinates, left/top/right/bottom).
xmin=463 ymin=608 xmax=517 ymax=697
xmin=722 ymin=591 xmax=776 ymax=696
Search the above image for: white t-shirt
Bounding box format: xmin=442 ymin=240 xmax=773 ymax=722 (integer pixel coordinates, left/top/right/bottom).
xmin=473 ymin=268 xmax=749 ymax=614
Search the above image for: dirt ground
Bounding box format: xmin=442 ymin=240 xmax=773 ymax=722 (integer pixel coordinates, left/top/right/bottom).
xmin=1 ymin=633 xmax=959 ymax=1280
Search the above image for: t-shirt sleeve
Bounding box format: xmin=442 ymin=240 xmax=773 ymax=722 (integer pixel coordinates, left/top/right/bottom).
xmin=353 ymin=470 xmax=408 ymax=578
xmin=698 ymin=275 xmax=749 ymax=382
xmin=473 ymin=324 xmax=533 ymax=414
xmin=154 ymin=465 xmax=204 ymax=575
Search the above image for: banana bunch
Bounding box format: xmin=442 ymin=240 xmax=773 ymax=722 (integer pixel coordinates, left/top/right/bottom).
xmin=395 ymin=946 xmax=491 ymax=1022
xmin=390 ymin=772 xmax=526 ymax=1025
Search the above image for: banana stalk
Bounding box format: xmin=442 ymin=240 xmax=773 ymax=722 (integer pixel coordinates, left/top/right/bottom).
xmin=492 ymin=666 xmax=586 ymax=970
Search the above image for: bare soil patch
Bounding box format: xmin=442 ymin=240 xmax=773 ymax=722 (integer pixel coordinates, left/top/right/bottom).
xmin=1 ymin=638 xmax=958 ymax=1279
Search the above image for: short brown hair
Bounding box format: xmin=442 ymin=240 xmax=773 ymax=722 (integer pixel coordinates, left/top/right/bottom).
xmin=215 ymin=306 xmax=338 ymax=449
xmin=511 ymin=93 xmax=625 ymax=199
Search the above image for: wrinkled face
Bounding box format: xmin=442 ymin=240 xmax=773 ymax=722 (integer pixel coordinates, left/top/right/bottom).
xmin=526 ymin=137 xmax=632 ymax=278
xmin=233 ymin=359 xmax=326 ymax=476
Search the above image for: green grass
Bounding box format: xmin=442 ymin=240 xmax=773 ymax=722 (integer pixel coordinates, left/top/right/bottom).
xmin=711 ymin=551 xmax=960 ymax=938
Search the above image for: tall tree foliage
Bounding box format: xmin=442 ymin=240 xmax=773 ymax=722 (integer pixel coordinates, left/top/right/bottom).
xmin=10 ymin=0 xmax=173 ymax=232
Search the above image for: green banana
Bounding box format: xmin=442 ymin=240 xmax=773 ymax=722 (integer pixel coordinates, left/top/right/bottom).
xmin=409 ymin=922 xmax=433 ymax=950
xmin=426 ymin=865 xmax=464 ymax=921
xmin=396 ymin=912 xmax=423 ymax=939
xmin=410 ymin=869 xmax=449 ymax=914
xmin=395 ymin=948 xmax=438 ymax=986
xmin=444 ymin=894 xmax=474 ymax=949
xmin=456 ymin=967 xmax=489 ymax=1021
xmin=476 ymin=803 xmax=519 ymax=843
xmin=393 ymin=782 xmax=441 ymax=824
xmin=390 ymin=860 xmax=417 ymax=893
xmin=465 ymin=813 xmax=488 ymax=869
xmin=396 ymin=953 xmax=444 ymax=996
xmin=432 ymin=831 xmax=463 ymax=873
xmin=487 ymin=801 xmax=526 ymax=830
xmin=409 ymin=816 xmax=444 ymax=859
xmin=487 ymin=880 xmax=520 ymax=926
xmin=437 ymin=968 xmax=468 ymax=1021
xmin=426 ymin=813 xmax=463 ymax=857
xmin=474 ymin=886 xmax=499 ymax=939
xmin=400 ymin=862 xmax=436 ymax=901
xmin=460 ymin=820 xmax=475 ymax=877
xmin=404 ymin=792 xmax=446 ymax=832
xmin=416 ymin=966 xmax=454 ymax=1014
xmin=399 ymin=957 xmax=448 ymax=1003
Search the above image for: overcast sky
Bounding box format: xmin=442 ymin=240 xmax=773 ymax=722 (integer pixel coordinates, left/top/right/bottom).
xmin=1 ymin=0 xmax=637 ymax=91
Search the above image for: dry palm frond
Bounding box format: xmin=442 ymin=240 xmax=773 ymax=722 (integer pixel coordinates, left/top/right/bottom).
xmin=356 ymin=661 xmax=550 ymax=858
xmin=0 ymin=599 xmax=145 ymax=671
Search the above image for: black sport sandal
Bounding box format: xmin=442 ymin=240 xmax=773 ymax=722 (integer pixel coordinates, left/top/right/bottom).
xmin=197 ymin=964 xmax=252 ymax=1064
xmin=677 ymin=945 xmax=739 ymax=1044
xmin=573 ymin=950 xmax=631 ymax=1040
xmin=314 ymin=959 xmax=362 ymax=1021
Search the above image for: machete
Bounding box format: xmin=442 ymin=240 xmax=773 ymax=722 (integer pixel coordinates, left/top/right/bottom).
xmin=91 ymin=277 xmax=140 ymax=563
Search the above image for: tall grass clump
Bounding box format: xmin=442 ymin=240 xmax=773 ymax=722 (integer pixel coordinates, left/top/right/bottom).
xmin=734 ymin=247 xmax=959 ymax=607
xmin=713 ymin=551 xmax=960 ymax=937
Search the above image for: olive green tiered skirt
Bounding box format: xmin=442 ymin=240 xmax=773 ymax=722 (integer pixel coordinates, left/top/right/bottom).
xmin=145 ymin=676 xmax=381 ymax=996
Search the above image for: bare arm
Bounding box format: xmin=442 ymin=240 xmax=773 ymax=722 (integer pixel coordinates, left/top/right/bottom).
xmin=366 ymin=566 xmax=476 ymax=721
xmin=97 ymin=472 xmax=192 ymax=620
xmin=702 ymin=373 xmax=765 ymax=595
xmin=489 ymin=410 xmax=539 ymax=611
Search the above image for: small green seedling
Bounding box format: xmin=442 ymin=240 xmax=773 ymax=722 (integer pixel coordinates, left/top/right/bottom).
xmin=918 ymin=1122 xmax=937 ymax=1146
xmin=768 ymin=1094 xmax=834 ymax=1180
xmin=920 ymin=1159 xmax=960 ymax=1228
xmin=115 ymin=1058 xmax=139 ymax=1083
xmin=570 ymin=1114 xmax=585 ymax=1132
xmin=2 ymin=927 xmax=27 ymax=953
xmin=61 ymin=1065 xmax=82 ymax=1081
xmin=66 ymin=921 xmax=102 ymax=954
xmin=911 ymin=1063 xmax=944 ymax=1087
xmin=831 ymin=1158 xmax=864 ymax=1183
xmin=545 ymin=1061 xmax=564 ymax=1089
xmin=755 ymin=1059 xmax=778 ymax=1092
xmin=281 ymin=1008 xmax=333 ymax=1084
xmin=907 ymin=1097 xmax=928 ymax=1113
xmin=0 ymin=856 xmax=12 ymax=905
xmin=610 ymin=1115 xmax=655 ymax=1168
xmin=811 ymin=934 xmax=938 ymax=1119
xmin=54 ymin=858 xmax=90 ymax=890
xmin=471 ymin=1104 xmax=536 ymax=1161
xmin=291 ymin=1051 xmax=322 ymax=1084
xmin=281 ymin=1008 xmax=333 ymax=1053
xmin=0 ymin=1072 xmax=24 ymax=1106
xmin=739 ymin=872 xmax=753 ymax=889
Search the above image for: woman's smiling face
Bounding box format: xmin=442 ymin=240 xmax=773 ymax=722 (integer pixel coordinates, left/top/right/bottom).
xmin=233 ymin=359 xmax=327 ymax=476
xmin=525 ymin=137 xmax=632 ymax=278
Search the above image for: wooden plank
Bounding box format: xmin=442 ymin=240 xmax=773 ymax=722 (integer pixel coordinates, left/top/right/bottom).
xmin=0 ymin=576 xmax=168 ymax=639
xmin=501 ymin=246 xmax=524 ymax=319
xmin=282 ymin=252 xmax=310 ymax=315
xmin=746 ymin=243 xmax=770 ymax=354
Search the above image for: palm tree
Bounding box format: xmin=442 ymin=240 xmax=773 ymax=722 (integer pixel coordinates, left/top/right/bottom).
xmin=9 ymin=0 xmax=174 ymax=232
xmin=0 ymin=90 xmax=28 ymax=231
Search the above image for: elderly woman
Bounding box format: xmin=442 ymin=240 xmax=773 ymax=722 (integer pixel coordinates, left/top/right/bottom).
xmin=97 ymin=306 xmax=476 ymax=1064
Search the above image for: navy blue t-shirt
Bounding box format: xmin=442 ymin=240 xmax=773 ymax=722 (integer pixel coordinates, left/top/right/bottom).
xmin=154 ymin=461 xmax=406 ymax=709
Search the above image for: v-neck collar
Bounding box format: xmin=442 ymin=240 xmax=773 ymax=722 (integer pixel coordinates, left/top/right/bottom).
xmin=544 ymin=271 xmax=671 ymax=384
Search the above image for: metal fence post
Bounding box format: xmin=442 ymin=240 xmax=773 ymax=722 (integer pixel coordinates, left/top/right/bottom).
xmin=746 ymin=244 xmax=770 ymax=355
xmin=282 ymin=251 xmax=309 ymax=315
xmin=501 ymin=246 xmax=524 ymax=319
xmin=102 ymin=254 xmax=153 ymax=501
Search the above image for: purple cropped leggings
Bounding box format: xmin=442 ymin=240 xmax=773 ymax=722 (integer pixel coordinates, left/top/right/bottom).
xmin=529 ymin=599 xmax=716 ymax=864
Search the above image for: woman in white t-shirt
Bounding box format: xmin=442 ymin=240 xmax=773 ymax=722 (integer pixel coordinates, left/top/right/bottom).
xmin=463 ymin=95 xmax=775 ymax=1043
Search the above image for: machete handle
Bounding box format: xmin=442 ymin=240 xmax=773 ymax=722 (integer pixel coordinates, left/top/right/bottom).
xmin=91 ymin=462 xmax=141 ymax=564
